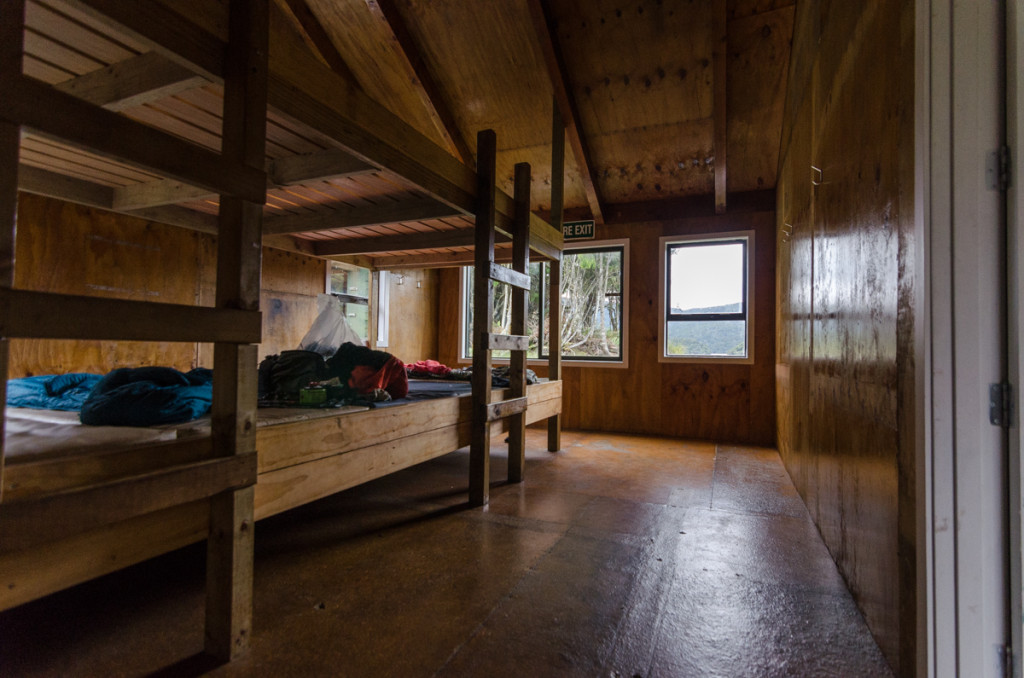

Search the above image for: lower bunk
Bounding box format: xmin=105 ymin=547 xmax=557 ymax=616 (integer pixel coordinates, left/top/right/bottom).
xmin=0 ymin=378 xmax=561 ymax=610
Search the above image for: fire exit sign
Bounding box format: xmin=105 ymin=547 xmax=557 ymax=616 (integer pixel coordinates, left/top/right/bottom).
xmin=562 ymin=220 xmax=595 ymax=241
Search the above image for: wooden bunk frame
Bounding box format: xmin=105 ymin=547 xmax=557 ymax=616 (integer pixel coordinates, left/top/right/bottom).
xmin=0 ymin=0 xmax=565 ymax=663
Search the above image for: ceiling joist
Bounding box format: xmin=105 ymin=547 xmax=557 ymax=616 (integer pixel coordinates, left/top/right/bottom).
xmin=278 ymin=0 xmax=361 ymax=87
xmin=262 ymin=197 xmax=460 ymax=236
xmin=525 ymin=0 xmax=604 ymax=224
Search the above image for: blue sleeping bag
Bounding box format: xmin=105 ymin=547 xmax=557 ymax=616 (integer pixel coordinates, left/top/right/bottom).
xmin=6 ymin=373 xmax=103 ymax=411
xmin=79 ymin=367 xmax=213 ymax=426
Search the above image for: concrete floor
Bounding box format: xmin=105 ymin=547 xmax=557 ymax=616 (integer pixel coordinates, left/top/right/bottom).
xmin=1 ymin=430 xmax=893 ymax=677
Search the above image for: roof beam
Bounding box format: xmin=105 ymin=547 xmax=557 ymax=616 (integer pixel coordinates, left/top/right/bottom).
xmin=314 ymin=227 xmax=513 ymax=257
xmin=525 ymin=0 xmax=604 ymax=224
xmin=363 ymin=0 xmax=474 ymax=166
xmin=713 ymin=0 xmax=728 ymax=214
xmin=278 ymin=0 xmax=361 ymax=87
xmin=370 ymin=244 xmax=516 ymax=270
xmin=262 ymin=197 xmax=460 ymax=236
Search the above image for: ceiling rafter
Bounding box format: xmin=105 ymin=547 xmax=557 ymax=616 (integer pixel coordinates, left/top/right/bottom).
xmin=363 ymin=0 xmax=474 ymax=167
xmin=278 ymin=0 xmax=361 ymax=88
xmin=524 ymin=0 xmax=604 ymax=224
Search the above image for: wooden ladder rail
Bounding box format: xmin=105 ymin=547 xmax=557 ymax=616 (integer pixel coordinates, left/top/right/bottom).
xmin=470 ymin=130 xmax=532 ymax=506
xmin=0 ymin=0 xmax=267 ymax=662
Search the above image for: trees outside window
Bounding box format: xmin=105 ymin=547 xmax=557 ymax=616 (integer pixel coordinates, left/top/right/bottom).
xmin=461 ymin=244 xmax=626 ymax=362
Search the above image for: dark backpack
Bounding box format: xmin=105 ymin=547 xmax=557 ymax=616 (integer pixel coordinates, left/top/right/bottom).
xmin=265 ymin=350 xmax=326 ymax=397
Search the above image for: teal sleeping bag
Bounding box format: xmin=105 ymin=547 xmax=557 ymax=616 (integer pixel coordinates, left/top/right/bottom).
xmin=79 ymin=367 xmax=213 ymax=426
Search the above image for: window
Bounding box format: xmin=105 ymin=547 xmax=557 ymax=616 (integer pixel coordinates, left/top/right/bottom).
xmin=327 ymin=261 xmax=370 ymax=342
xmin=660 ymin=233 xmax=753 ymax=362
xmin=460 ymin=242 xmax=627 ymax=364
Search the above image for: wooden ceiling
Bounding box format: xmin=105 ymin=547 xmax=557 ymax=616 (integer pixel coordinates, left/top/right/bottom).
xmin=290 ymin=0 xmax=795 ymax=216
xmin=13 ymin=0 xmax=793 ymax=264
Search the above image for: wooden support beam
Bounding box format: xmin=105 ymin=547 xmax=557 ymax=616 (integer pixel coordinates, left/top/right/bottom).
xmin=369 ymin=245 xmax=518 ymax=270
xmin=268 ymin=149 xmax=377 ymax=186
xmin=279 ymin=0 xmax=361 ymax=86
xmin=547 ymin=101 xmax=564 ymax=453
xmin=126 ymin=205 xmax=220 ymax=234
xmin=525 ymin=0 xmax=604 ymax=224
xmin=713 ymin=0 xmax=728 ymax=214
xmin=0 ymin=289 xmax=262 ymax=343
xmin=1 ymin=75 xmax=266 ymax=204
xmin=488 ymin=262 xmax=530 ymax=290
xmin=17 ymin=164 xmax=113 ymax=208
xmin=54 ymin=51 xmax=206 ymax=111
xmin=0 ymin=451 xmax=255 ymax=553
xmin=112 ymin=178 xmax=217 ymax=211
xmin=486 ymin=397 xmax=528 ymax=423
xmin=0 ymin=0 xmax=24 ymax=503
xmin=507 ymin=161 xmax=531 ymax=483
xmin=313 ymin=227 xmax=503 ymax=257
xmin=263 ymin=198 xmax=460 ymax=236
xmin=206 ymin=0 xmax=267 ymax=661
xmin=469 ymin=129 xmax=497 ymax=508
xmin=489 ymin=333 xmax=530 ymax=352
xmin=363 ymin=0 xmax=474 ymax=166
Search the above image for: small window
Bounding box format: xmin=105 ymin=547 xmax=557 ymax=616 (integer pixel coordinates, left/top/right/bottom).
xmin=660 ymin=233 xmax=753 ymax=362
xmin=327 ymin=261 xmax=370 ymax=342
xmin=460 ymin=242 xmax=627 ymax=364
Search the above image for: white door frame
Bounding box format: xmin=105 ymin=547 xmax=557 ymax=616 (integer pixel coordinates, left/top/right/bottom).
xmin=918 ymin=0 xmax=1010 ymax=676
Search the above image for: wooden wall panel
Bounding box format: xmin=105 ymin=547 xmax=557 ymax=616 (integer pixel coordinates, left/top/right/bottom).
xmin=774 ymin=0 xmax=913 ymax=673
xmin=383 ymin=268 xmax=438 ymax=364
xmin=436 ymin=210 xmax=776 ymax=446
xmin=9 ymin=194 xmax=333 ymax=376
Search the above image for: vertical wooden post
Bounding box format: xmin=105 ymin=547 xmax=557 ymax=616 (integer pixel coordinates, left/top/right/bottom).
xmin=547 ymin=99 xmax=564 ymax=453
xmin=0 ymin=0 xmax=25 ymax=504
xmin=508 ymin=162 xmax=531 ymax=483
xmin=470 ymin=129 xmax=498 ymax=506
xmin=206 ymin=0 xmax=267 ymax=661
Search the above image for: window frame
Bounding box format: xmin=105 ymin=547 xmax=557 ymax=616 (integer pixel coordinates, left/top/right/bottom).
xmin=658 ymin=231 xmax=755 ymax=365
xmin=457 ymin=238 xmax=630 ymax=368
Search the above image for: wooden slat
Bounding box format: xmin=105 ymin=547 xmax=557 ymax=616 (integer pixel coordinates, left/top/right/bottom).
xmin=17 ymin=163 xmax=114 ymax=208
xmin=1 ymin=75 xmax=266 ymax=203
xmin=58 ymin=0 xmax=226 ymax=81
xmin=486 ymin=397 xmax=528 ymax=423
xmin=364 ymin=0 xmax=474 ymax=165
xmin=489 ymin=333 xmax=530 ymax=352
xmin=547 ymin=102 xmax=564 ymax=453
xmin=263 ymin=197 xmax=459 ymax=235
xmin=0 ymin=451 xmax=256 ymax=553
xmin=713 ymin=0 xmax=728 ymax=214
xmin=314 ymin=228 xmax=485 ymax=256
xmin=268 ymin=149 xmax=377 ymax=185
xmin=508 ymin=161 xmax=531 ymax=483
xmin=470 ymin=129 xmax=497 ymax=508
xmin=525 ymin=0 xmax=604 ymax=224
xmin=489 ymin=261 xmax=530 ymax=290
xmin=0 ymin=289 xmax=261 ymax=343
xmin=54 ymin=51 xmax=206 ymax=111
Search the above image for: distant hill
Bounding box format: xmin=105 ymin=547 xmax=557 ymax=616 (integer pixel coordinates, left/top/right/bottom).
xmin=666 ymin=302 xmax=746 ymax=356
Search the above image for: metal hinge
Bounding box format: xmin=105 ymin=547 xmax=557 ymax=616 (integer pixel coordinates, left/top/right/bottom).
xmin=989 ymin=382 xmax=1013 ymax=428
xmin=987 ymin=145 xmax=1012 ymax=192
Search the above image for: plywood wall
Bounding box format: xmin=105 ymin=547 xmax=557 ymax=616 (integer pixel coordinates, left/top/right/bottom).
xmin=774 ymin=0 xmax=915 ymax=673
xmin=10 ymin=194 xmax=325 ymax=377
xmin=381 ymin=268 xmax=438 ymax=365
xmin=438 ymin=209 xmax=776 ymax=446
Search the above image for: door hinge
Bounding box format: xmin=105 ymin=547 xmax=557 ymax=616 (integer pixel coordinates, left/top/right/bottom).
xmin=989 ymin=382 xmax=1013 ymax=428
xmin=988 ymin=145 xmax=1012 ymax=191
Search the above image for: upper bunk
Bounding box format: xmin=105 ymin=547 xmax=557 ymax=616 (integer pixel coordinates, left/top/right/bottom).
xmin=13 ymin=0 xmax=565 ymax=268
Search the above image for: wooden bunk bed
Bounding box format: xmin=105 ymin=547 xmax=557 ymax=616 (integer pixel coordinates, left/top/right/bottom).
xmin=0 ymin=0 xmax=565 ymax=661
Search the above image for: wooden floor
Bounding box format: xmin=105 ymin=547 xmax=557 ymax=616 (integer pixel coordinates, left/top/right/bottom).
xmin=0 ymin=430 xmax=893 ymax=677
